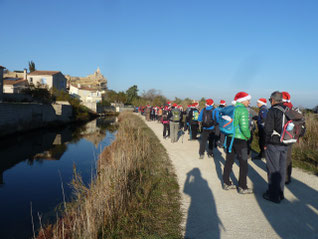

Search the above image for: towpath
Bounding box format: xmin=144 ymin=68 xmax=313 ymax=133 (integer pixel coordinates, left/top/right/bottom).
xmin=142 ymin=117 xmax=318 ymax=239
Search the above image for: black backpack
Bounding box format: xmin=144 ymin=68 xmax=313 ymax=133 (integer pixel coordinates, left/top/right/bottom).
xmin=162 ymin=110 xmax=168 ymax=120
xmin=202 ymin=108 xmax=216 ymax=128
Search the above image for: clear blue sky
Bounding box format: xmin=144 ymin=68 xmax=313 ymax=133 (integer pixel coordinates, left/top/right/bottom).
xmin=1 ymin=0 xmax=318 ymax=108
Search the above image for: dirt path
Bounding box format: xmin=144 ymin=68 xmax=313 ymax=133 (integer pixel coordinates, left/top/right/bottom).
xmin=142 ymin=117 xmax=318 ymax=239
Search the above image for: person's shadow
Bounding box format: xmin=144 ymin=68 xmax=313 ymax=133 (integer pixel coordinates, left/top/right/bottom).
xmin=247 ymin=159 xmax=318 ymax=239
xmin=183 ymin=168 xmax=223 ymax=239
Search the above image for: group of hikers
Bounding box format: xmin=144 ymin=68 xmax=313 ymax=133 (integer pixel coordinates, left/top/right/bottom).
xmin=138 ymin=91 xmax=306 ymax=204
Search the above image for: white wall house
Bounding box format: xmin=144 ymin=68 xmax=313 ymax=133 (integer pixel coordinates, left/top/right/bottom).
xmin=3 ymin=79 xmax=28 ymax=93
xmin=27 ymin=71 xmax=67 ymax=91
xmin=69 ymin=84 xmax=104 ymax=103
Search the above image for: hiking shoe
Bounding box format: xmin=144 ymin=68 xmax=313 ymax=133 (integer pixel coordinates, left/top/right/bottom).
xmin=263 ymin=192 xmax=280 ymax=203
xmin=199 ymin=154 xmax=204 ymax=159
xmin=238 ymin=187 xmax=253 ymax=194
xmin=223 ymin=183 xmax=236 ymax=190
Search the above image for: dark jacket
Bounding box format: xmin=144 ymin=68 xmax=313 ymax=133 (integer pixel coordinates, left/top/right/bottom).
xmin=257 ymin=105 xmax=268 ymax=129
xmin=264 ymin=103 xmax=287 ymax=146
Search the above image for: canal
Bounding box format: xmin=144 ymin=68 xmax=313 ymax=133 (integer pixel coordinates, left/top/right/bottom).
xmin=0 ymin=117 xmax=117 ymax=239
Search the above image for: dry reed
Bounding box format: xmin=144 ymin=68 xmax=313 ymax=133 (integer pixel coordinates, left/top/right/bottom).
xmin=37 ymin=112 xmax=182 ymax=239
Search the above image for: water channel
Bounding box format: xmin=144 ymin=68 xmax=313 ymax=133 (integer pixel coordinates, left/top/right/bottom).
xmin=0 ymin=117 xmax=117 ymax=239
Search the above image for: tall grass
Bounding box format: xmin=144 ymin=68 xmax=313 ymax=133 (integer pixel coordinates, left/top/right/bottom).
xmin=292 ymin=113 xmax=318 ymax=174
xmin=37 ymin=112 xmax=182 ymax=239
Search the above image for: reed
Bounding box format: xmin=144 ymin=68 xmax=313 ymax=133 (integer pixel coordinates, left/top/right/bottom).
xmin=37 ymin=112 xmax=182 ymax=239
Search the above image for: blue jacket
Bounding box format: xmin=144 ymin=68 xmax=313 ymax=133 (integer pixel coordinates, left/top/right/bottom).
xmin=198 ymin=106 xmax=219 ymax=130
xmin=257 ymin=105 xmax=268 ymax=129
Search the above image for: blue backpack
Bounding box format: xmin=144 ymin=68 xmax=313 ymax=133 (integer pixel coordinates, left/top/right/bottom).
xmin=218 ymin=105 xmax=243 ymax=153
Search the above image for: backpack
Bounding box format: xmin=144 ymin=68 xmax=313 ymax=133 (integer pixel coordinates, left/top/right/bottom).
xmin=218 ymin=105 xmax=243 ymax=153
xmin=202 ymin=108 xmax=216 ymax=128
xmin=162 ymin=110 xmax=168 ymax=120
xmin=172 ymin=109 xmax=181 ymax=122
xmin=192 ymin=109 xmax=199 ymax=121
xmin=273 ymin=106 xmax=306 ymax=144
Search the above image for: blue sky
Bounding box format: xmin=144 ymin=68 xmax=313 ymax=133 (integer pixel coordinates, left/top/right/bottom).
xmin=1 ymin=0 xmax=318 ymax=107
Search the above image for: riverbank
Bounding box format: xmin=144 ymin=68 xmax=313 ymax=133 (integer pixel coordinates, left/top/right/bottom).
xmin=0 ymin=102 xmax=97 ymax=138
xmin=37 ymin=112 xmax=182 ymax=239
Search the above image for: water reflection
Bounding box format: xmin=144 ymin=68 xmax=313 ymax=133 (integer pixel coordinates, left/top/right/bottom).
xmin=0 ymin=117 xmax=117 ymax=239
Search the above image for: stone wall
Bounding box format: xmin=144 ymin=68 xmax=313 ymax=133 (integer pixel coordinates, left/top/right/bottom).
xmin=0 ymin=102 xmax=72 ymax=137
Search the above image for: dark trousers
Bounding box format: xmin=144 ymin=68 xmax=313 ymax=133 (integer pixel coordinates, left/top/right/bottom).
xmin=163 ymin=123 xmax=170 ymax=137
xmin=199 ymin=129 xmax=215 ymax=155
xmin=265 ymin=144 xmax=288 ymax=200
xmin=286 ymin=145 xmax=293 ymax=182
xmin=223 ymin=137 xmax=249 ymax=189
xmin=258 ymin=128 xmax=266 ymax=157
xmin=190 ymin=123 xmax=199 ymax=139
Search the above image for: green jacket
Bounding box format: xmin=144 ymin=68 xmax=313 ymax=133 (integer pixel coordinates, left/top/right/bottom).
xmin=232 ymin=102 xmax=251 ymax=140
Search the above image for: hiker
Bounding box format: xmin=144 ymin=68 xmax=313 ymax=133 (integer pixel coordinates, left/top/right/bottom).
xmin=198 ymin=99 xmax=219 ymax=159
xmin=145 ymin=105 xmax=151 ymax=121
xmin=282 ymin=91 xmax=294 ymax=184
xmin=254 ymin=98 xmax=268 ymax=160
xmin=187 ymin=103 xmax=200 ymax=140
xmin=216 ymin=100 xmax=226 ymax=147
xmin=222 ymin=92 xmax=253 ymax=194
xmin=184 ymin=105 xmax=192 ymax=132
xmin=263 ymin=91 xmax=289 ymax=203
xmin=162 ymin=106 xmax=171 ymax=139
xmin=170 ymin=103 xmax=181 ymax=143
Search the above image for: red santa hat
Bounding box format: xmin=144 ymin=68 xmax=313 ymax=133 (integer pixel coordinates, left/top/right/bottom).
xmin=206 ymin=98 xmax=214 ymax=106
xmin=167 ymin=101 xmax=172 ymax=105
xmin=219 ymin=100 xmax=226 ymax=106
xmin=172 ymin=103 xmax=177 ymax=107
xmin=282 ymin=91 xmax=291 ymax=103
xmin=257 ymin=98 xmax=267 ymax=106
xmin=193 ymin=102 xmax=199 ymax=107
xmin=233 ymin=92 xmax=251 ymax=104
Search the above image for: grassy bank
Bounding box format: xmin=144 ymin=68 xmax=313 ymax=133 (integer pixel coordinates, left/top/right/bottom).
xmin=37 ymin=112 xmax=182 ymax=239
xmin=251 ymin=112 xmax=318 ymax=175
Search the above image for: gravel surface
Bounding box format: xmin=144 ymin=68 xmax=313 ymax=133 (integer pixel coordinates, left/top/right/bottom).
xmin=142 ymin=117 xmax=318 ymax=239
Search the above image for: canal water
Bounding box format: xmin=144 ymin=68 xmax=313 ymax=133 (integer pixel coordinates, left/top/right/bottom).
xmin=0 ymin=117 xmax=117 ymax=239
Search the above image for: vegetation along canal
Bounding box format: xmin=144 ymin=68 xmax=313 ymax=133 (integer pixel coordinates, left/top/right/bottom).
xmin=0 ymin=117 xmax=117 ymax=239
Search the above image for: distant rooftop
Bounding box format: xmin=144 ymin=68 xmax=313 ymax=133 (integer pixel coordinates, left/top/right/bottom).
xmin=28 ymin=71 xmax=60 ymax=76
xmin=3 ymin=79 xmax=27 ymax=85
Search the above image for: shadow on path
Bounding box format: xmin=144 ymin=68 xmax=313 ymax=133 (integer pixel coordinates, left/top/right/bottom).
xmin=183 ymin=168 xmax=223 ymax=239
xmin=247 ymin=159 xmax=318 ymax=239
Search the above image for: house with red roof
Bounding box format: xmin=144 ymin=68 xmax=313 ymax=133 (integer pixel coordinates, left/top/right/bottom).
xmin=27 ymin=70 xmax=67 ymax=91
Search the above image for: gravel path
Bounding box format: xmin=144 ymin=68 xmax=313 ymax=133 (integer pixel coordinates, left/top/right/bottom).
xmin=142 ymin=117 xmax=318 ymax=239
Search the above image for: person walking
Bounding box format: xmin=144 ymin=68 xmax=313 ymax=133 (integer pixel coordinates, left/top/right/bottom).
xmin=162 ymin=106 xmax=171 ymax=139
xmin=145 ymin=105 xmax=151 ymax=121
xmin=222 ymin=92 xmax=253 ymax=194
xmin=187 ymin=103 xmax=200 ymax=140
xmin=253 ymin=98 xmax=268 ymax=160
xmin=216 ymin=100 xmax=227 ymax=147
xmin=263 ymin=91 xmax=288 ymax=203
xmin=282 ymin=91 xmax=294 ymax=184
xmin=198 ymin=99 xmax=219 ymax=159
xmin=170 ymin=103 xmax=181 ymax=143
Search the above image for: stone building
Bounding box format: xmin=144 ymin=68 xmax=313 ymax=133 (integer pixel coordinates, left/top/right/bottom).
xmin=27 ymin=71 xmax=67 ymax=90
xmin=65 ymin=67 xmax=107 ymax=91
